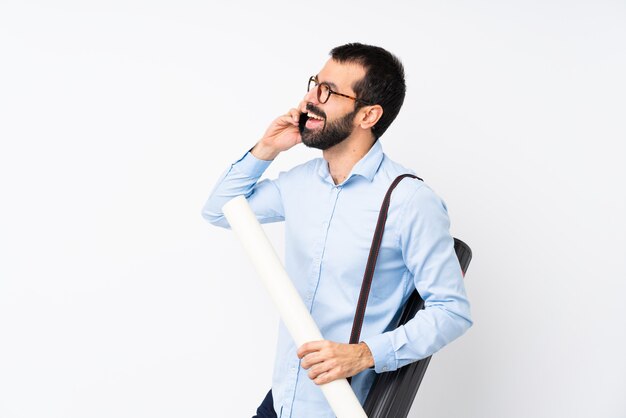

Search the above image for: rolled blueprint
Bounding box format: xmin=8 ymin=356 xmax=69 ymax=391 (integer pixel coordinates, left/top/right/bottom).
xmin=222 ymin=195 xmax=368 ymax=418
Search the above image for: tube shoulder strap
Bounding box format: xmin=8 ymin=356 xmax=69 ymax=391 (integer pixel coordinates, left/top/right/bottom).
xmin=348 ymin=174 xmax=423 ymax=345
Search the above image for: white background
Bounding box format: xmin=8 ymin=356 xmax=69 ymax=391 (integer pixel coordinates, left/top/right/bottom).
xmin=1 ymin=1 xmax=625 ymax=417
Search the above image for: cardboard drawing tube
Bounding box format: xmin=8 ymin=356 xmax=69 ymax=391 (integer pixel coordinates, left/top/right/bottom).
xmin=222 ymin=195 xmax=368 ymax=418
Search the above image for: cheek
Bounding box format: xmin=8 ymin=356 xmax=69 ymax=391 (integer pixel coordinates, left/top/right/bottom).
xmin=325 ymin=104 xmax=353 ymax=122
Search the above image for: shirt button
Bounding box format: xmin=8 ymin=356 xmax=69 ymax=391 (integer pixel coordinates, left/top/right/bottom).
xmin=382 ymin=366 xmax=389 ymax=372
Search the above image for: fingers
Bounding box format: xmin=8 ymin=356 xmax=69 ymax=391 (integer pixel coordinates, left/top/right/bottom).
xmin=273 ymin=114 xmax=296 ymax=128
xmin=307 ymin=360 xmax=347 ymax=385
xmin=313 ymin=372 xmax=332 ymax=385
xmin=297 ymin=340 xmax=326 ymax=359
xmin=257 ymin=106 xmax=303 ymax=155
xmin=307 ymin=360 xmax=335 ymax=381
xmin=287 ymin=108 xmax=301 ymax=125
xmin=274 ymin=108 xmax=300 ymax=127
xmin=298 ymin=341 xmax=339 ymax=384
xmin=298 ymin=341 xmax=328 ymax=376
xmin=297 ymin=341 xmax=370 ymax=385
xmin=300 ymin=350 xmax=322 ymax=369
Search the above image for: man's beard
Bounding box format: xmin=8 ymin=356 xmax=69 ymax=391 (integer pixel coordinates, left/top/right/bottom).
xmin=301 ymin=107 xmax=359 ymax=151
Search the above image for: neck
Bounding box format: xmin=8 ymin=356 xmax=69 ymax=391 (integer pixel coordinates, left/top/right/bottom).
xmin=322 ymin=130 xmax=376 ymax=185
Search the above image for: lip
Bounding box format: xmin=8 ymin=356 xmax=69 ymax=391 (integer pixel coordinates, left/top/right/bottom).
xmin=305 ymin=104 xmax=326 ymax=121
xmin=307 ymin=112 xmax=324 ymax=121
xmin=305 ymin=117 xmax=324 ymax=130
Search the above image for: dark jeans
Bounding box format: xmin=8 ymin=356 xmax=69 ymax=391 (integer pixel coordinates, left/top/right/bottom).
xmin=252 ymin=389 xmax=277 ymax=418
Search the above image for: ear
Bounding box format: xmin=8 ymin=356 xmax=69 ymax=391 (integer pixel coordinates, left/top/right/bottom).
xmin=358 ymin=105 xmax=384 ymax=130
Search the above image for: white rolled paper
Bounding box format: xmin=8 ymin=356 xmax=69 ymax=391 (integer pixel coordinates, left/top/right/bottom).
xmin=222 ymin=195 xmax=368 ymax=418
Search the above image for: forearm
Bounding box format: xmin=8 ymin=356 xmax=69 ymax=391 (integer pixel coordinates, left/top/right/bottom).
xmin=200 ymin=150 xmax=279 ymax=228
xmin=250 ymin=141 xmax=281 ymax=161
xmin=363 ymin=298 xmax=472 ymax=372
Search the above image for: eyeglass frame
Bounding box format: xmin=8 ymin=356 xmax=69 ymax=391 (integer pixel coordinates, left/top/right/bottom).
xmin=307 ymin=76 xmax=372 ymax=105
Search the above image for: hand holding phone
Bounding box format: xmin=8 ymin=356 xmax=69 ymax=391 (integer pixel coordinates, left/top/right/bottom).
xmin=251 ymin=107 xmax=303 ymax=160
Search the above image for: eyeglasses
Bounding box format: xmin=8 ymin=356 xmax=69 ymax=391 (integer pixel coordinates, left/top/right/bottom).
xmin=307 ymin=76 xmax=372 ymax=105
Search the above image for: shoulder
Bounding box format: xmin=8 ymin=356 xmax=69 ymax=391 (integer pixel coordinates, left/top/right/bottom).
xmin=378 ymin=154 xmax=448 ymax=218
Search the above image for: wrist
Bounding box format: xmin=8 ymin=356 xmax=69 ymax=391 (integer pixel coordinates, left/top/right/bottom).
xmin=359 ymin=342 xmax=375 ymax=368
xmin=251 ymin=142 xmax=280 ymax=161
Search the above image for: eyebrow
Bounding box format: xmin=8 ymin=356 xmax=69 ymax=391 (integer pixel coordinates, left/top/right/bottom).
xmin=316 ymin=74 xmax=338 ymax=90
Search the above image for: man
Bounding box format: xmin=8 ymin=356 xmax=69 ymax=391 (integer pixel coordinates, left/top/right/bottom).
xmin=202 ymin=43 xmax=472 ymax=418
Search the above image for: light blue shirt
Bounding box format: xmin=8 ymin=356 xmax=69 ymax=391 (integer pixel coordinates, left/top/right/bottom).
xmin=202 ymin=140 xmax=472 ymax=418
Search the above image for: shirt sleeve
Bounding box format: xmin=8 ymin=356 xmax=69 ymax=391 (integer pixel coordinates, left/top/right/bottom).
xmin=362 ymin=184 xmax=473 ymax=373
xmin=201 ymin=151 xmax=285 ymax=228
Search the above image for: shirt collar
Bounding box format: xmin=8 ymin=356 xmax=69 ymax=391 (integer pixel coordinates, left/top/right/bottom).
xmin=317 ymin=140 xmax=384 ymax=184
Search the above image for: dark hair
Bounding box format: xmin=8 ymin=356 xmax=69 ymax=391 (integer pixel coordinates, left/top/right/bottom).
xmin=330 ymin=43 xmax=406 ymax=139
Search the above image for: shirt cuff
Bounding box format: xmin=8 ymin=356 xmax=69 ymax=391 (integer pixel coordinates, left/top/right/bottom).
xmin=362 ymin=333 xmax=397 ymax=373
xmin=231 ymin=151 xmax=273 ymax=177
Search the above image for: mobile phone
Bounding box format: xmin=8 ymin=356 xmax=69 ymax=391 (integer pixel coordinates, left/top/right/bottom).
xmin=298 ymin=112 xmax=308 ymax=134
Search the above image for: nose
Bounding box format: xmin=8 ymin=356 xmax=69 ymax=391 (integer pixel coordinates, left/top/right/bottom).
xmin=304 ymin=85 xmax=319 ymax=104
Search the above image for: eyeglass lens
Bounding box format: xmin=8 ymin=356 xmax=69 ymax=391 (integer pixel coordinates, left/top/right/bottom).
xmin=308 ymin=77 xmax=330 ymax=103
